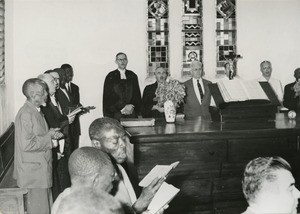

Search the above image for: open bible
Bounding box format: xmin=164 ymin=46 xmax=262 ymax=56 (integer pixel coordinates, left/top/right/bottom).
xmin=138 ymin=161 xmax=180 ymax=214
xmin=139 ymin=161 xmax=179 ymax=187
xmin=217 ymin=79 xmax=269 ymax=102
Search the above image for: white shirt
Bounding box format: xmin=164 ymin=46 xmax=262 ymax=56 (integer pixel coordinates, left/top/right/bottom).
xmin=65 ymin=82 xmax=71 ymax=92
xmin=192 ymin=78 xmax=204 ymax=105
xmin=257 ymin=76 xmax=283 ymax=103
xmin=118 ymin=69 xmax=127 ymax=80
xmin=114 ymin=164 xmax=137 ymax=208
xmin=60 ymin=87 xmax=70 ymax=102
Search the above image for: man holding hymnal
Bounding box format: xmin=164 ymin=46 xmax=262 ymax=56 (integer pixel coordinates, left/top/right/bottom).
xmin=89 ymin=117 xmax=168 ymax=214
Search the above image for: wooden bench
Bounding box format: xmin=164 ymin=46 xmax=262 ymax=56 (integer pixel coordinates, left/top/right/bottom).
xmin=0 ymin=123 xmax=28 ymax=214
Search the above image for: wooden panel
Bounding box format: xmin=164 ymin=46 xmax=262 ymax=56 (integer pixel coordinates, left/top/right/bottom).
xmin=0 ymin=123 xmax=14 ymax=183
xmin=228 ymin=137 xmax=297 ymax=162
xmin=129 ymin=116 xmax=300 ymax=214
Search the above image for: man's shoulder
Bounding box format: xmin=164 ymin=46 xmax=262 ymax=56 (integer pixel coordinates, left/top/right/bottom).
xmin=285 ymin=82 xmax=295 ymax=87
xmin=202 ymin=78 xmax=212 ymax=84
xmin=51 ymin=187 xmax=71 ymax=214
xmin=183 ymin=78 xmax=192 ymax=85
xmin=71 ymin=82 xmax=79 ymax=89
xmin=125 ymin=70 xmax=138 ymax=78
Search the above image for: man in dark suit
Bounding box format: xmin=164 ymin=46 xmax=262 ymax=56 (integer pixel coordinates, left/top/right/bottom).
xmin=183 ymin=60 xmax=212 ymax=120
xmin=103 ymin=52 xmax=142 ymax=120
xmin=141 ymin=67 xmax=167 ymax=118
xmin=283 ymin=68 xmax=300 ymax=112
xmin=39 ymin=73 xmax=75 ymax=200
xmin=61 ymin=64 xmax=81 ymax=152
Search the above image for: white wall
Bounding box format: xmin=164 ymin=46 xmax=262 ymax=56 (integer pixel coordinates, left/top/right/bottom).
xmin=237 ymin=0 xmax=300 ymax=84
xmin=6 ymin=0 xmax=300 ymax=144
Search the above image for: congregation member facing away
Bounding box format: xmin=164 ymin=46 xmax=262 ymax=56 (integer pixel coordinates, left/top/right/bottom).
xmin=51 ymin=147 xmax=121 ymax=214
xmin=257 ymin=60 xmax=283 ymax=103
xmin=183 ymin=60 xmax=212 ymax=120
xmin=14 ymin=78 xmax=63 ymax=214
xmin=55 ymin=187 xmax=124 ymax=214
xmin=103 ymin=52 xmax=142 ymax=120
xmin=283 ymin=68 xmax=300 ymax=112
xmin=141 ymin=67 xmax=167 ymax=118
xmin=39 ymin=73 xmax=75 ymax=200
xmin=89 ymin=117 xmax=165 ymax=214
xmin=61 ymin=64 xmax=81 ymax=152
xmin=241 ymin=156 xmax=300 ymax=214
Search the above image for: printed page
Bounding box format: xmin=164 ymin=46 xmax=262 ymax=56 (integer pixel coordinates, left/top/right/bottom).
xmin=139 ymin=161 xmax=179 ymax=187
xmin=241 ymin=80 xmax=269 ymax=100
xmin=217 ymin=79 xmax=248 ymax=102
xmin=147 ymin=182 xmax=180 ymax=214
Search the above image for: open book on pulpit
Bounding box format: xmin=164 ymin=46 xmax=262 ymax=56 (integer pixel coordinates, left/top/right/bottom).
xmin=217 ymin=79 xmax=269 ymax=102
xmin=209 ymin=80 xmax=281 ymax=122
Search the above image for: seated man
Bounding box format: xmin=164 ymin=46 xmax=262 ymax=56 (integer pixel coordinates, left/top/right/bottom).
xmin=141 ymin=67 xmax=167 ymax=118
xmin=283 ymin=68 xmax=300 ymax=112
xmin=56 ymin=187 xmax=123 ymax=214
xmin=89 ymin=117 xmax=165 ymax=214
xmin=183 ymin=61 xmax=212 ymax=120
xmin=241 ymin=156 xmax=300 ymax=214
xmin=257 ymin=60 xmax=283 ymax=103
xmin=51 ymin=147 xmax=119 ymax=214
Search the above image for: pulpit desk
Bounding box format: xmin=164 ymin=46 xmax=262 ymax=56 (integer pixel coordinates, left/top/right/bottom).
xmin=125 ymin=114 xmax=300 ymax=214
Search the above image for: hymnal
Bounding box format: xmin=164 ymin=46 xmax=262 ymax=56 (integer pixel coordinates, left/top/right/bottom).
xmin=139 ymin=161 xmax=180 ymax=187
xmin=147 ymin=182 xmax=180 ymax=214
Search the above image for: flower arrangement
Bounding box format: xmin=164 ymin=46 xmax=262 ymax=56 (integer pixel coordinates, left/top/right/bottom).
xmin=155 ymin=79 xmax=186 ymax=108
xmin=293 ymin=81 xmax=300 ymax=97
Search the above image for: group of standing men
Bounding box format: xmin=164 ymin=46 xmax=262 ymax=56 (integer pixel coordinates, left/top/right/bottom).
xmin=103 ymin=52 xmax=213 ymax=120
xmin=14 ymin=64 xmax=83 ymax=214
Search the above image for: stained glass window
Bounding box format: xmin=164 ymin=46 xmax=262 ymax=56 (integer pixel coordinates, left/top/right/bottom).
xmin=216 ymin=0 xmax=237 ymax=75
xmin=147 ymin=0 xmax=169 ymax=78
xmin=182 ymin=0 xmax=203 ymax=78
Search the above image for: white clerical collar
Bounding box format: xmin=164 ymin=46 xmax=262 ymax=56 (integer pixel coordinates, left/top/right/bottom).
xmin=118 ymin=69 xmax=126 ymax=79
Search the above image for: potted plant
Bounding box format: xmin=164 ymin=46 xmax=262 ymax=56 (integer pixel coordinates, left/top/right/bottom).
xmin=155 ymin=79 xmax=186 ymax=122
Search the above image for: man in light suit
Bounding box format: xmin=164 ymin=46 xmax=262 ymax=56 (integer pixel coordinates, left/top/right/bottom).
xmin=183 ymin=61 xmax=212 ymax=120
xmin=241 ymin=156 xmax=300 ymax=214
xmin=103 ymin=52 xmax=142 ymax=120
xmin=14 ymin=78 xmax=63 ymax=214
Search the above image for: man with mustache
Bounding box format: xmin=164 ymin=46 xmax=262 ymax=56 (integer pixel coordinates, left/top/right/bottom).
xmin=141 ymin=67 xmax=168 ymax=118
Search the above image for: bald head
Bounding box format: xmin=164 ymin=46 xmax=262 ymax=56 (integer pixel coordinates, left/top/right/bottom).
xmin=38 ymin=73 xmax=57 ymax=96
xmin=56 ymin=187 xmax=124 ymax=214
xmin=68 ymin=147 xmax=116 ymax=192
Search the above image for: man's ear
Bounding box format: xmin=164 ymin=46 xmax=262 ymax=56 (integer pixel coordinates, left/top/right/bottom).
xmin=91 ymin=139 xmax=101 ymax=149
xmin=92 ymin=173 xmax=100 ymax=187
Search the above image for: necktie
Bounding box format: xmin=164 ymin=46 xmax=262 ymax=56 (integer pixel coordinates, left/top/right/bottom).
xmin=197 ymin=80 xmax=204 ymax=100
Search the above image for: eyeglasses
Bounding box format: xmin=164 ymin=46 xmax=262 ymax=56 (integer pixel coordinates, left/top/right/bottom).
xmin=117 ymin=58 xmax=127 ymax=62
